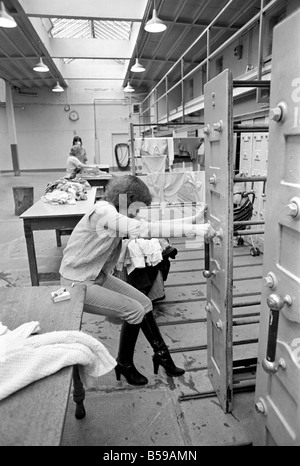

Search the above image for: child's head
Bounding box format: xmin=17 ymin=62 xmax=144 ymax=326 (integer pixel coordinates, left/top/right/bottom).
xmin=73 ymin=136 xmax=82 ymax=146
xmin=104 ymin=175 xmax=152 ymax=215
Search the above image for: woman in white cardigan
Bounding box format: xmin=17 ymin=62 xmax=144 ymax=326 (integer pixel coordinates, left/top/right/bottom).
xmin=60 ymin=174 xmax=216 ymax=386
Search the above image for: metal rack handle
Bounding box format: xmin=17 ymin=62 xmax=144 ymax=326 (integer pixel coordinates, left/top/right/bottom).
xmin=261 ymin=293 xmax=292 ymax=374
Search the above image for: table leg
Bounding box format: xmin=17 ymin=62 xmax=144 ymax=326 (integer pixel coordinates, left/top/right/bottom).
xmin=23 ymin=219 xmax=39 ymax=286
xmin=72 ymin=365 xmax=86 ymax=420
xmin=55 ymin=229 xmax=62 ymax=247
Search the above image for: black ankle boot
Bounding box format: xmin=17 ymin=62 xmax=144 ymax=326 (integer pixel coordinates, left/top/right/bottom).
xmin=141 ymin=311 xmax=185 ymax=377
xmin=152 ymin=346 xmax=185 ymax=377
xmin=115 ymin=362 xmax=148 ymax=385
xmin=116 ymin=321 xmax=148 ymax=386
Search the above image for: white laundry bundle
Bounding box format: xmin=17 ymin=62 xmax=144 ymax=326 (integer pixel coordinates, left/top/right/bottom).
xmin=42 ymin=189 xmax=76 ymax=205
xmin=0 ymin=321 xmax=116 ymax=401
xmin=126 ymin=238 xmax=163 ymax=275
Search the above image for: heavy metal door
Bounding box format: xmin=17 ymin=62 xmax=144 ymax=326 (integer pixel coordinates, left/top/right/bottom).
xmin=253 ymin=9 xmax=300 ymax=446
xmin=204 ymin=69 xmax=234 ymax=413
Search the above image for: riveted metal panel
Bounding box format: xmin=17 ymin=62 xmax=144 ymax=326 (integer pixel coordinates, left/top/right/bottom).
xmin=253 ymin=9 xmax=300 ymax=446
xmin=204 ymin=69 xmax=234 ymax=413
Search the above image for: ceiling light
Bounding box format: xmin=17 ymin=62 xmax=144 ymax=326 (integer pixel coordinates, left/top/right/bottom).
xmin=52 ymin=81 xmax=64 ymax=93
xmin=33 ymin=57 xmax=49 ymax=73
xmin=144 ymin=2 xmax=167 ymax=33
xmin=131 ymin=58 xmax=145 ymax=73
xmin=0 ymin=1 xmax=17 ymax=28
xmin=124 ymin=82 xmax=135 ymax=93
xmin=131 ymin=42 xmax=145 ymax=73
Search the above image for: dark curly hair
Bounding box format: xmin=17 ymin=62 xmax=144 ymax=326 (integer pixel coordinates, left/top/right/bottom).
xmin=73 ymin=136 xmax=82 ymax=145
xmin=104 ymin=175 xmax=152 ymax=214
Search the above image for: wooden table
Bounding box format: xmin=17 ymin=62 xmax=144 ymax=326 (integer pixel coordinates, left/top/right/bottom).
xmin=0 ymin=285 xmax=86 ymax=446
xmin=20 ymin=187 xmax=97 ymax=286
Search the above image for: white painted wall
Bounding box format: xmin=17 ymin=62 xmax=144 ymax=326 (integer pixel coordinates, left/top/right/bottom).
xmin=0 ymin=82 xmax=139 ymax=172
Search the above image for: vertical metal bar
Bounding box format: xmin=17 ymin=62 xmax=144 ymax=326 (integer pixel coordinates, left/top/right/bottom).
xmin=5 ymin=81 xmax=20 ymax=176
xmin=206 ymin=28 xmax=210 ymax=83
xmin=256 ymin=0 xmax=266 ymax=102
xmin=166 ymin=76 xmax=169 ymax=124
xmin=181 ymin=58 xmax=185 ymax=123
xmin=130 ymin=123 xmax=136 ymax=175
xmin=155 ymin=87 xmax=158 ymax=123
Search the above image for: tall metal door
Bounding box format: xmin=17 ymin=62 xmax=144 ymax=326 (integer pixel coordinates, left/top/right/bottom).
xmin=253 ymin=9 xmax=300 ymax=446
xmin=204 ymin=69 xmax=234 ymax=413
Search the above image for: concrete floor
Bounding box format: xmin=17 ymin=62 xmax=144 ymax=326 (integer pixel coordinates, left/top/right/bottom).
xmin=0 ymin=170 xmax=255 ymax=447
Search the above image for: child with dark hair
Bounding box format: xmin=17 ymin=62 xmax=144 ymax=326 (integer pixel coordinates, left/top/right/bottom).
xmin=72 ymin=135 xmax=88 ymax=164
xmin=59 ymin=174 xmax=216 ymax=385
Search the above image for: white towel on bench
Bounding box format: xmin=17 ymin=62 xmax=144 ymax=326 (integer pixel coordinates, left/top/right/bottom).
xmin=0 ymin=321 xmax=116 ymax=401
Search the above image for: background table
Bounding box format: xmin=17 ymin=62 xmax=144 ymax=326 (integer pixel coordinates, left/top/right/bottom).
xmin=82 ymin=164 xmax=110 ymax=173
xmin=20 ymin=187 xmax=97 ymax=286
xmin=81 ymin=172 xmax=112 ymax=188
xmin=0 ymin=285 xmax=86 ymax=446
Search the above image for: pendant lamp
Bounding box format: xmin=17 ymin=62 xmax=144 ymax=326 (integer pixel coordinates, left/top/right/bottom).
xmin=130 ymin=42 xmax=145 ymax=73
xmin=144 ymin=1 xmax=166 ymax=33
xmin=131 ymin=58 xmax=145 ymax=73
xmin=33 ymin=57 xmax=49 ymax=73
xmin=124 ymin=82 xmax=135 ymax=93
xmin=0 ymin=1 xmax=17 ymax=28
xmin=52 ymin=81 xmax=64 ymax=93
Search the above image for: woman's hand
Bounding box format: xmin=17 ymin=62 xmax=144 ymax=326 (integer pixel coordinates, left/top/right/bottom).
xmin=193 ymin=204 xmax=207 ymax=223
xmin=203 ymin=222 xmax=217 ymax=243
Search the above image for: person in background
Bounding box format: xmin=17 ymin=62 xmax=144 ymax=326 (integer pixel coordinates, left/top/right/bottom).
xmin=59 ymin=174 xmax=216 ymax=386
xmin=66 ymin=145 xmax=99 ymax=179
xmin=72 ymin=135 xmax=88 ymax=164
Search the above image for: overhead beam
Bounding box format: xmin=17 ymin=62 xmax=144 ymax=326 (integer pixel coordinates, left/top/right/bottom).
xmin=48 ymin=38 xmax=134 ymax=59
xmin=61 ymin=60 xmax=128 ymax=80
xmin=164 ymin=19 xmax=239 ymax=30
xmin=19 ymin=0 xmax=148 ymax=22
xmin=137 ymin=57 xmax=201 ymax=66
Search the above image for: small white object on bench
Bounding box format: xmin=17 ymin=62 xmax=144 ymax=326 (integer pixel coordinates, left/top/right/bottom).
xmin=51 ymin=287 xmax=70 ymax=303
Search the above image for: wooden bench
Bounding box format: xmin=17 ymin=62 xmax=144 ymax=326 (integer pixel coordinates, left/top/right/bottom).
xmin=0 ymin=285 xmax=86 ymax=446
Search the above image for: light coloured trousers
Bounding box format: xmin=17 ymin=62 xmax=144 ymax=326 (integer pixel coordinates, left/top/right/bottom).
xmin=61 ymin=273 xmax=152 ymax=325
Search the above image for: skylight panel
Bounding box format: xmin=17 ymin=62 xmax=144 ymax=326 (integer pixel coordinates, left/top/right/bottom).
xmin=49 ymin=18 xmax=132 ymax=40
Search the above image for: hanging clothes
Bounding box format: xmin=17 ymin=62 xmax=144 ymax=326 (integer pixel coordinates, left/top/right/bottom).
xmin=176 ymin=138 xmax=202 ymax=161
xmin=114 ymin=239 xmax=178 ymax=302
